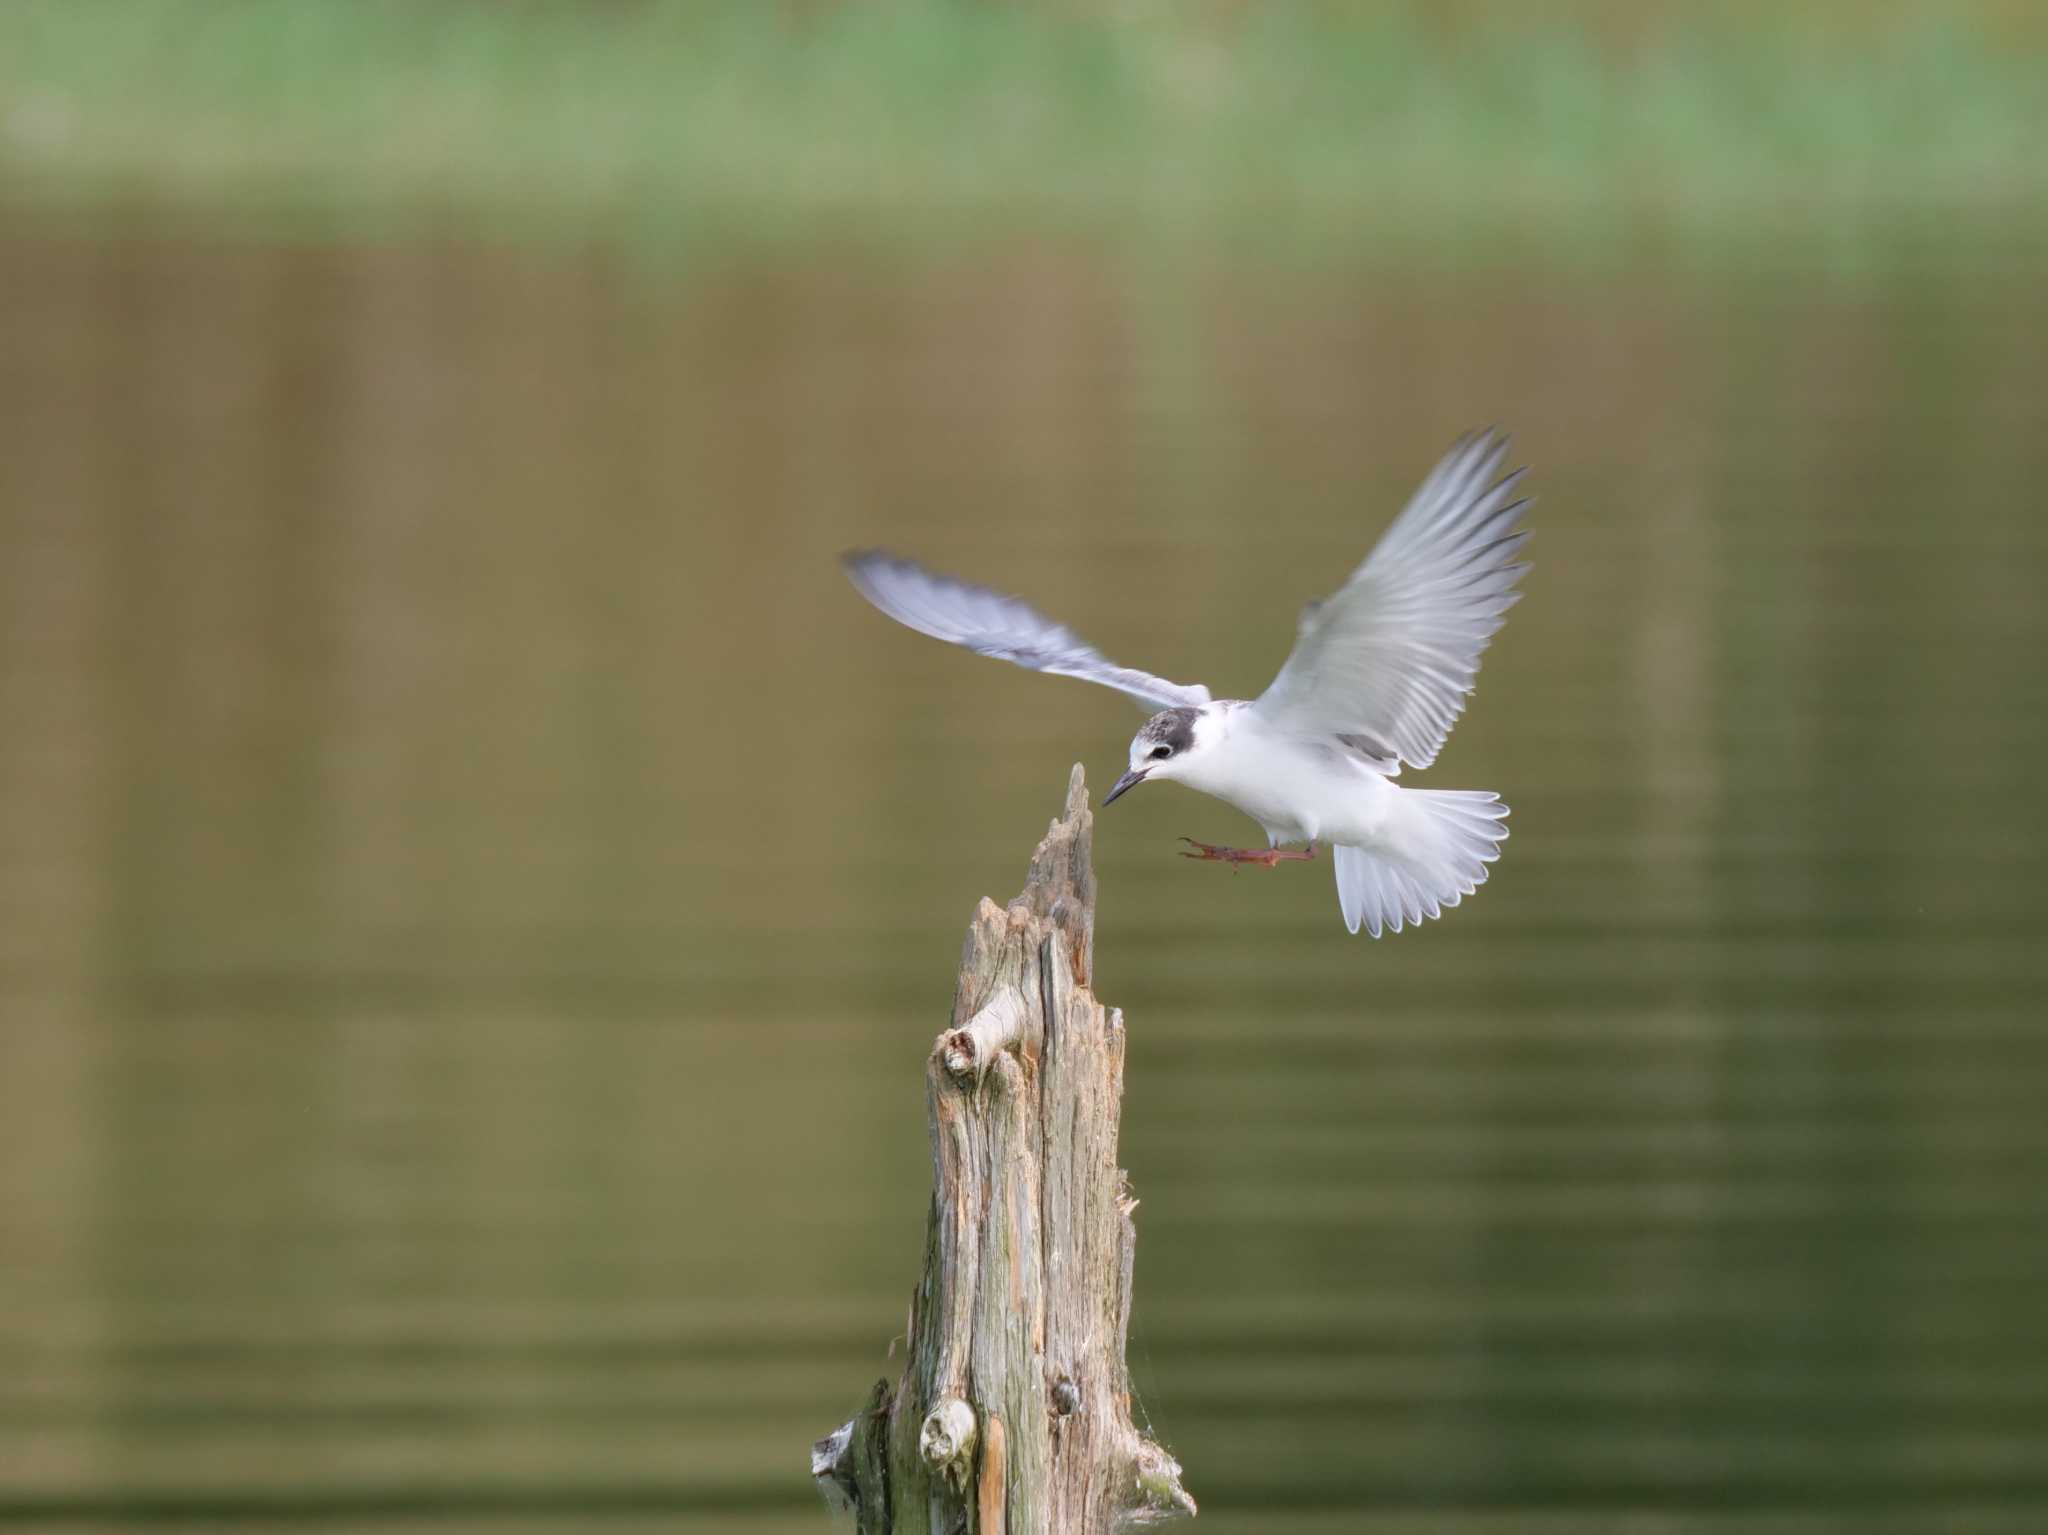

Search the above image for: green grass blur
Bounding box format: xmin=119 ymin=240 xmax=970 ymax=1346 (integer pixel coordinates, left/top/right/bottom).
xmin=3 ymin=0 xmax=2044 ymax=248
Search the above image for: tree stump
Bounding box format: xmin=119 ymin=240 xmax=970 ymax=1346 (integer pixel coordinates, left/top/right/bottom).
xmin=813 ymin=765 xmax=1196 ymax=1534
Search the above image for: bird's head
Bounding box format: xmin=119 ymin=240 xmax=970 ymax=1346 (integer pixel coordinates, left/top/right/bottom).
xmin=1104 ymin=706 xmax=1205 ymax=805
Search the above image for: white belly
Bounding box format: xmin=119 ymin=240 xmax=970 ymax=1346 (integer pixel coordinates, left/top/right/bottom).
xmin=1184 ymin=729 xmax=1397 ymax=847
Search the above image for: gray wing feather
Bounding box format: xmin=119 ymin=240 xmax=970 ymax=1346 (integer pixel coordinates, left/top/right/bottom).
xmin=842 ymin=550 xmax=1211 ymax=713
xmin=1253 ymin=430 xmax=1531 ymax=771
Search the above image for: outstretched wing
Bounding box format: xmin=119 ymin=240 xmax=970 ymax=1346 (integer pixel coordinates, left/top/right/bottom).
xmin=842 ymin=550 xmax=1211 ymax=713
xmin=1253 ymin=431 xmax=1531 ymax=771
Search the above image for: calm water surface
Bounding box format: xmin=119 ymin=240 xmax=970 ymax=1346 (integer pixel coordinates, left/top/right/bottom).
xmin=2 ymin=219 xmax=2046 ymax=1532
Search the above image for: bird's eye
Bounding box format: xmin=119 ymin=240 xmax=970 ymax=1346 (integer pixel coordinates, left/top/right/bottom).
xmin=1149 ymin=745 xmax=1172 ymax=760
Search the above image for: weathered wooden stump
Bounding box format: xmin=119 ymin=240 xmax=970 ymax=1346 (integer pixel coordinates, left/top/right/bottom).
xmin=813 ymin=764 xmax=1195 ymax=1534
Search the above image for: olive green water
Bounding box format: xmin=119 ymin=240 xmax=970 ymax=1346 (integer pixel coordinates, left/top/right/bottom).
xmin=2 ymin=220 xmax=2046 ymax=1534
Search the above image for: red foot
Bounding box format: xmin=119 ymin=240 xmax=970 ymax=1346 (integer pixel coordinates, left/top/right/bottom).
xmin=1179 ymin=838 xmax=1318 ymax=870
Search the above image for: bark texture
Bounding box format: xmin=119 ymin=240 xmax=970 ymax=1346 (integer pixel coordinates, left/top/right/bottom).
xmin=814 ymin=765 xmax=1194 ymax=1534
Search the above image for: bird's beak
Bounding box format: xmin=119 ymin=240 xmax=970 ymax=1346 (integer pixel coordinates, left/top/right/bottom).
xmin=1103 ymin=768 xmax=1148 ymax=806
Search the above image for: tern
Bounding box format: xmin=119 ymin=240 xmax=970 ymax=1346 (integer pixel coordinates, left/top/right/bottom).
xmin=843 ymin=431 xmax=1530 ymax=936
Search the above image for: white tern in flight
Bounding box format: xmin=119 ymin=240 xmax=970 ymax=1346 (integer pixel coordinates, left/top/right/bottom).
xmin=843 ymin=431 xmax=1530 ymax=936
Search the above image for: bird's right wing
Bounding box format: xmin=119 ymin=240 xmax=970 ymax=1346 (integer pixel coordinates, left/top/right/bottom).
xmin=842 ymin=550 xmax=1211 ymax=713
xmin=1252 ymin=431 xmax=1531 ymax=771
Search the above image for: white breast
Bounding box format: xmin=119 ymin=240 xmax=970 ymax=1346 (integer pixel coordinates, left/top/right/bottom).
xmin=1182 ymin=713 xmax=1396 ymax=847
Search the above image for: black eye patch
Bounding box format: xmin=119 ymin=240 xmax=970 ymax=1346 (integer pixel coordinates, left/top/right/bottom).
xmin=1149 ymin=745 xmax=1172 ymax=760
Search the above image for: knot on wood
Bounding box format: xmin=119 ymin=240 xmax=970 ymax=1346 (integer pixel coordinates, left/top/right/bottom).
xmin=919 ymin=1396 xmax=978 ymax=1485
xmin=810 ymin=1419 xmax=857 ymax=1515
xmin=1129 ymin=1436 xmax=1198 ymax=1524
xmin=940 ymin=1029 xmax=979 ymax=1081
xmin=940 ymin=992 xmax=1025 ymax=1083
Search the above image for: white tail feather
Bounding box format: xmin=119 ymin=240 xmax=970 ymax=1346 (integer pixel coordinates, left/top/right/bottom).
xmin=1333 ymin=790 xmax=1509 ymax=937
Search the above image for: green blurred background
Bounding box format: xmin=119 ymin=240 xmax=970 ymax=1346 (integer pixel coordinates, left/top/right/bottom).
xmin=3 ymin=3 xmax=2047 ymax=1532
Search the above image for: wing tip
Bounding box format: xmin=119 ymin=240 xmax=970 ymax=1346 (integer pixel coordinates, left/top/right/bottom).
xmin=1452 ymin=423 xmax=1511 ymax=462
xmin=840 ymin=548 xmax=912 ymax=613
xmin=840 ymin=546 xmax=898 ymax=577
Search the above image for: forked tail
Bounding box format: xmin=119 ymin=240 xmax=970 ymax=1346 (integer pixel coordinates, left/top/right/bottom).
xmin=1334 ymin=790 xmax=1510 ymax=937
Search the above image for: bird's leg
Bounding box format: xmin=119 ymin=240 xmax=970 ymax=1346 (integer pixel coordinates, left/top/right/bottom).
xmin=1180 ymin=838 xmax=1318 ymax=869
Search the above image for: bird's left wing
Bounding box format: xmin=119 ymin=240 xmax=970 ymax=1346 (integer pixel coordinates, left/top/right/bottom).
xmin=1252 ymin=431 xmax=1531 ymax=771
xmin=843 ymin=550 xmax=1211 ymax=712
